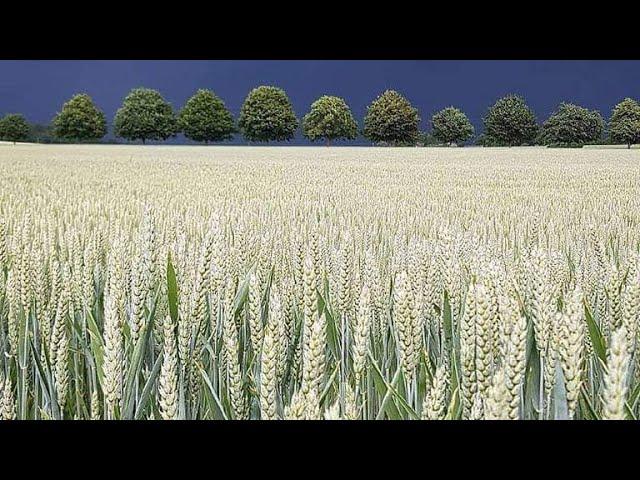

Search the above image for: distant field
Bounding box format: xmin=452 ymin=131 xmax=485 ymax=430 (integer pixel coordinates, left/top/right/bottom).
xmin=0 ymin=144 xmax=639 ymax=420
xmin=583 ymin=144 xmax=640 ymax=149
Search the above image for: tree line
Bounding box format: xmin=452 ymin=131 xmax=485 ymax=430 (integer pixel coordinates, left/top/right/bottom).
xmin=1 ymin=87 xmax=639 ymax=148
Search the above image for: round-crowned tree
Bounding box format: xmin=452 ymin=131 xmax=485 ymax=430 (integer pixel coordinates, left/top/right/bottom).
xmin=178 ymin=89 xmax=235 ymax=144
xmin=238 ymin=86 xmax=298 ymax=142
xmin=431 ymin=107 xmax=474 ymax=146
xmin=363 ymin=90 xmax=420 ymax=146
xmin=0 ymin=114 xmax=30 ymax=144
xmin=540 ymin=103 xmax=604 ymax=147
xmin=113 ymin=88 xmax=177 ymax=144
xmin=609 ymin=98 xmax=640 ymax=149
xmin=53 ymin=93 xmax=107 ymax=142
xmin=482 ymin=95 xmax=538 ymax=146
xmin=302 ymin=95 xmax=358 ymax=145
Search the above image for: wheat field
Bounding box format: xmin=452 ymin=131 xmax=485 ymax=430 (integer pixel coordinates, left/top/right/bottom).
xmin=0 ymin=144 xmax=638 ymax=420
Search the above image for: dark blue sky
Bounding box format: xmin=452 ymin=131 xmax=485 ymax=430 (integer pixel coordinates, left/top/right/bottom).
xmin=0 ymin=60 xmax=638 ymax=143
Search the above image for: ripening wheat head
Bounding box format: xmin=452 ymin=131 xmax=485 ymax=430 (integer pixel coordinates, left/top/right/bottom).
xmin=0 ymin=146 xmax=638 ymax=420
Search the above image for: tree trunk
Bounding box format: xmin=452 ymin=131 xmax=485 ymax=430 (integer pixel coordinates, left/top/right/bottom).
xmin=142 ymin=138 xmax=146 ymax=145
xmin=326 ymin=139 xmax=331 ymax=147
xmin=628 ymin=143 xmax=631 ymax=149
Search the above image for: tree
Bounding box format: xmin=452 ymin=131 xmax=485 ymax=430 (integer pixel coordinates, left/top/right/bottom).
xmin=238 ymin=86 xmax=298 ymax=142
xmin=178 ymin=89 xmax=235 ymax=144
xmin=363 ymin=90 xmax=420 ymax=145
xmin=53 ymin=93 xmax=107 ymax=142
xmin=539 ymin=103 xmax=604 ymax=147
xmin=0 ymin=114 xmax=30 ymax=144
xmin=302 ymin=95 xmax=358 ymax=145
xmin=28 ymin=124 xmax=55 ymax=143
xmin=609 ymin=98 xmax=640 ymax=149
xmin=418 ymin=131 xmax=442 ymax=146
xmin=431 ymin=107 xmax=474 ymax=146
xmin=113 ymin=88 xmax=177 ymax=144
xmin=482 ymin=95 xmax=538 ymax=146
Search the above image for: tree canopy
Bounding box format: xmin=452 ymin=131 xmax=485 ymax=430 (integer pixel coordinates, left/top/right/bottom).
xmin=178 ymin=89 xmax=235 ymax=143
xmin=482 ymin=95 xmax=538 ymax=146
xmin=53 ymin=93 xmax=107 ymax=141
xmin=609 ymin=98 xmax=640 ymax=148
xmin=238 ymin=86 xmax=298 ymax=142
xmin=431 ymin=107 xmax=474 ymax=146
xmin=113 ymin=88 xmax=178 ymax=144
xmin=539 ymin=103 xmax=604 ymax=147
xmin=363 ymin=90 xmax=420 ymax=145
xmin=302 ymin=96 xmax=358 ymax=145
xmin=0 ymin=114 xmax=30 ymax=144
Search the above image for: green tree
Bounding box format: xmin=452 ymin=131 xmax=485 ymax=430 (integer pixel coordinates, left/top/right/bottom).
xmin=431 ymin=107 xmax=474 ymax=146
xmin=539 ymin=103 xmax=604 ymax=147
xmin=178 ymin=89 xmax=235 ymax=144
xmin=302 ymin=95 xmax=358 ymax=145
xmin=418 ymin=131 xmax=441 ymax=146
xmin=238 ymin=86 xmax=298 ymax=142
xmin=113 ymin=88 xmax=177 ymax=144
xmin=28 ymin=124 xmax=55 ymax=143
xmin=53 ymin=93 xmax=107 ymax=142
xmin=609 ymin=98 xmax=640 ymax=149
xmin=482 ymin=95 xmax=538 ymax=146
xmin=363 ymin=90 xmax=420 ymax=145
xmin=0 ymin=114 xmax=30 ymax=144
